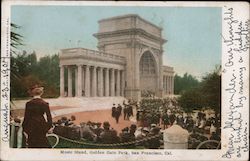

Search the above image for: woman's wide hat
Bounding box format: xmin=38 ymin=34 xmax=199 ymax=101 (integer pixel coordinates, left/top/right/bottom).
xmin=28 ymin=84 xmax=44 ymax=96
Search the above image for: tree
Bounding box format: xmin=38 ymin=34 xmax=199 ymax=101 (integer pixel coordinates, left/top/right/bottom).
xmin=10 ymin=23 xmax=24 ymax=99
xmin=36 ymin=54 xmax=60 ymax=98
xmin=174 ymin=73 xmax=200 ymax=94
xmin=177 ymin=66 xmax=221 ymax=114
xmin=10 ymin=23 xmax=23 ymax=55
xmin=178 ymin=87 xmax=204 ymax=113
xmin=11 ymin=51 xmax=60 ymax=98
xmin=200 ymin=66 xmax=221 ymax=115
xmin=12 ymin=75 xmax=43 ymax=98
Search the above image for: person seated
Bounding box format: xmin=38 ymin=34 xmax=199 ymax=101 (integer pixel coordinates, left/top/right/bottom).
xmin=136 ymin=127 xmax=149 ymax=140
xmin=70 ymin=115 xmax=76 ymax=121
xmin=145 ymin=127 xmax=161 ymax=149
xmin=210 ymin=128 xmax=221 ymax=141
xmin=60 ymin=116 xmax=69 ymax=126
xmin=79 ymin=122 xmax=97 ymax=141
xmin=93 ymin=122 xmax=103 ymax=137
xmin=119 ymin=127 xmax=130 ymax=142
xmin=99 ymin=121 xmax=119 ymax=144
xmin=177 ymin=114 xmax=185 ymax=128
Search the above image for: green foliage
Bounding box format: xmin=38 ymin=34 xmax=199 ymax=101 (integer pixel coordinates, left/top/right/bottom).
xmin=10 ymin=23 xmax=24 ymax=55
xmin=200 ymin=66 xmax=221 ymax=114
xmin=11 ymin=51 xmax=60 ymax=98
xmin=174 ymin=73 xmax=200 ymax=94
xmin=10 ymin=23 xmax=59 ymax=98
xmin=178 ymin=87 xmax=204 ymax=113
xmin=178 ymin=66 xmax=221 ymax=114
xmin=11 ymin=75 xmax=43 ymax=98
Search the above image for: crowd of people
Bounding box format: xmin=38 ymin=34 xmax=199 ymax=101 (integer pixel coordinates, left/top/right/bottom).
xmin=50 ymin=98 xmax=221 ymax=149
xmin=10 ymin=92 xmax=221 ymax=149
xmin=9 ymin=83 xmax=221 ymax=150
xmin=52 ymin=116 xmax=163 ymax=149
xmin=111 ymin=101 xmax=134 ymax=123
xmin=136 ymin=98 xmax=221 ymax=149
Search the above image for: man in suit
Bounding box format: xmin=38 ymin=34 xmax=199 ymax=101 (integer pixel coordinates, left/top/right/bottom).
xmin=22 ymin=84 xmax=53 ymax=148
xmin=111 ymin=104 xmax=116 ymax=118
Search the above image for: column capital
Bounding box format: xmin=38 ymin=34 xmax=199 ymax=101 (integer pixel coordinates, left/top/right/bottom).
xmin=98 ymin=66 xmax=103 ymax=70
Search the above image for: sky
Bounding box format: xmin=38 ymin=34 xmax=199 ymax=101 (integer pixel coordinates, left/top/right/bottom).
xmin=11 ymin=5 xmax=221 ymax=80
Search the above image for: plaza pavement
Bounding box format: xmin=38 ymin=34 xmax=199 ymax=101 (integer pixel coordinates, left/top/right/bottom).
xmin=12 ymin=97 xmax=127 ymax=118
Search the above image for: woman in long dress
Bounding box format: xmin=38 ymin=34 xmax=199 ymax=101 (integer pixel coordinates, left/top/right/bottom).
xmin=22 ymin=84 xmax=53 ymax=148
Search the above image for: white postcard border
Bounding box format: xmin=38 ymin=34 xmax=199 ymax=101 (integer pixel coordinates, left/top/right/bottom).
xmin=1 ymin=1 xmax=249 ymax=161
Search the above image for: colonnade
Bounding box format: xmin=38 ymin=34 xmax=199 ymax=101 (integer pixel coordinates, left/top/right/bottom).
xmin=60 ymin=65 xmax=125 ymax=97
xmin=163 ymin=75 xmax=174 ymax=94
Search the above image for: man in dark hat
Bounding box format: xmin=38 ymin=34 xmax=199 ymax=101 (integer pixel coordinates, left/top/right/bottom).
xmin=119 ymin=127 xmax=130 ymax=142
xmin=99 ymin=121 xmax=118 ymax=144
xmin=145 ymin=127 xmax=161 ymax=149
xmin=129 ymin=124 xmax=137 ymax=139
xmin=22 ymin=84 xmax=53 ymax=148
xmin=94 ymin=122 xmax=103 ymax=137
xmin=114 ymin=107 xmax=121 ymax=124
xmin=111 ymin=104 xmax=116 ymax=118
xmin=123 ymin=105 xmax=128 ymax=120
xmin=117 ymin=104 xmax=122 ymax=116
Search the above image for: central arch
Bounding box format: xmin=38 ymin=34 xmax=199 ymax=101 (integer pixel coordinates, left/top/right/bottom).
xmin=139 ymin=51 xmax=158 ymax=95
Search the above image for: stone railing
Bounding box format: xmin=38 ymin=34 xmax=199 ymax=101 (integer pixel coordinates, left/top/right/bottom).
xmin=60 ymin=48 xmax=126 ymax=61
xmin=162 ymin=65 xmax=174 ymax=73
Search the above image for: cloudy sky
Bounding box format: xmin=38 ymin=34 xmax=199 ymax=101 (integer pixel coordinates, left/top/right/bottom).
xmin=11 ymin=5 xmax=221 ymax=79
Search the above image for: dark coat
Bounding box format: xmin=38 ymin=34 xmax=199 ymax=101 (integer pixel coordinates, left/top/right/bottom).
xmin=111 ymin=106 xmax=116 ymax=117
xmin=22 ymin=98 xmax=52 ymax=148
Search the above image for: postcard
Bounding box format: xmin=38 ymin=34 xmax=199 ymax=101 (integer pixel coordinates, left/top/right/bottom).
xmin=1 ymin=1 xmax=249 ymax=161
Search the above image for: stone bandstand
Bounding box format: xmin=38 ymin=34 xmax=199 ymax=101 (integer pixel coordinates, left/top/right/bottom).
xmin=59 ymin=14 xmax=174 ymax=101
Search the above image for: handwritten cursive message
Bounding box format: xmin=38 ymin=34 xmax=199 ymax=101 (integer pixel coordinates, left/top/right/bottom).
xmin=1 ymin=18 xmax=11 ymax=142
xmin=222 ymin=6 xmax=249 ymax=159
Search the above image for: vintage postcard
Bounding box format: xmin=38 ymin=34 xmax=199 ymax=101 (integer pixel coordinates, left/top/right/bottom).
xmin=1 ymin=1 xmax=249 ymax=161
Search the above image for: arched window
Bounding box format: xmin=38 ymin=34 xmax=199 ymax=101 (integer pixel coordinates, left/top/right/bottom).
xmin=139 ymin=51 xmax=156 ymax=75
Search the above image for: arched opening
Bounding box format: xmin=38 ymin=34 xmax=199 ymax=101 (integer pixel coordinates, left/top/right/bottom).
xmin=139 ymin=51 xmax=157 ymax=96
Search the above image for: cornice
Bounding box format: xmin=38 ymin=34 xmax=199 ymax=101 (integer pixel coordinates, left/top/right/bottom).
xmin=93 ymin=28 xmax=166 ymax=44
xmin=98 ymin=14 xmax=163 ymax=31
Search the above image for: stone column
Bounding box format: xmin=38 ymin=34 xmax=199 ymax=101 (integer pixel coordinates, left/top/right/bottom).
xmin=92 ymin=66 xmax=97 ymax=97
xmin=165 ymin=76 xmax=167 ymax=94
xmin=68 ymin=66 xmax=72 ymax=97
xmin=171 ymin=76 xmax=173 ymax=94
xmin=168 ymin=76 xmax=170 ymax=94
xmin=104 ymin=68 xmax=109 ymax=96
xmin=77 ymin=65 xmax=82 ymax=97
xmin=110 ymin=68 xmax=115 ymax=96
xmin=82 ymin=66 xmax=85 ymax=95
xmin=60 ymin=65 xmax=64 ymax=97
xmin=163 ymin=76 xmax=165 ymax=93
xmin=75 ymin=67 xmax=78 ymax=97
xmin=121 ymin=70 xmax=125 ymax=96
xmin=166 ymin=76 xmax=168 ymax=94
xmin=116 ymin=70 xmax=120 ymax=96
xmin=98 ymin=67 xmax=103 ymax=97
xmin=172 ymin=76 xmax=174 ymax=94
xmin=159 ymin=61 xmax=163 ymax=95
xmin=85 ymin=65 xmax=90 ymax=97
xmin=165 ymin=76 xmax=167 ymax=93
